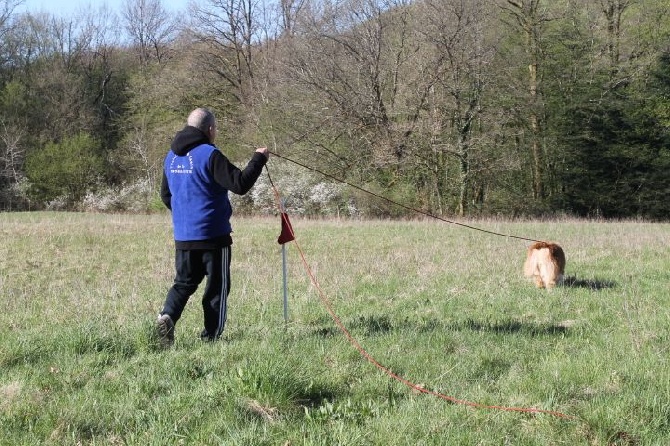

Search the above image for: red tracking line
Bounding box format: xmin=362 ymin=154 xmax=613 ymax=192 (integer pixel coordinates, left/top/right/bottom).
xmin=266 ymin=169 xmax=575 ymax=420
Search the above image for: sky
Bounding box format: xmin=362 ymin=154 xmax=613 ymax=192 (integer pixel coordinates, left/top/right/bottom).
xmin=16 ymin=0 xmax=190 ymax=17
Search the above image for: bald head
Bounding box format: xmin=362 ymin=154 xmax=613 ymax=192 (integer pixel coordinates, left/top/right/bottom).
xmin=187 ymin=108 xmax=217 ymax=142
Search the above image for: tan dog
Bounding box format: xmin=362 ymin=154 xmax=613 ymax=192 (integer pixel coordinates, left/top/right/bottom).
xmin=523 ymin=242 xmax=566 ymax=289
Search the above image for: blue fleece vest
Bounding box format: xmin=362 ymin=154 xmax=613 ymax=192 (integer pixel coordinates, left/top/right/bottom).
xmin=164 ymin=144 xmax=232 ymax=241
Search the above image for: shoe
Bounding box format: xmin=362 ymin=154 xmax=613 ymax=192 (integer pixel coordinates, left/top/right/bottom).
xmin=156 ymin=313 xmax=175 ymax=347
xmin=200 ymin=329 xmax=219 ymax=342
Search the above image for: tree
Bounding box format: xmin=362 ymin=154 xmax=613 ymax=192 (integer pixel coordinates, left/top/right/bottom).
xmin=599 ymin=0 xmax=632 ymax=73
xmin=418 ymin=0 xmax=496 ymax=216
xmin=24 ymin=132 xmax=106 ymax=205
xmin=500 ymin=0 xmax=552 ymax=200
xmin=121 ymin=0 xmax=177 ymax=66
xmin=0 ymin=80 xmax=29 ymax=209
xmin=283 ymin=0 xmax=438 ymax=211
xmin=277 ymin=0 xmax=306 ymax=36
xmin=553 ymin=39 xmax=670 ymax=220
xmin=0 ymin=0 xmax=23 ymax=70
xmin=188 ymin=0 xmax=263 ymax=110
xmin=12 ymin=8 xmax=123 ymax=143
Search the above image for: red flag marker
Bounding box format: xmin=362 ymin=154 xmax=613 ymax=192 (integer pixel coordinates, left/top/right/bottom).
xmin=277 ymin=212 xmax=295 ymax=244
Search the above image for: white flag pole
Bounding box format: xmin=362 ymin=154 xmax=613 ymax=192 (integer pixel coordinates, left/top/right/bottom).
xmin=280 ymin=198 xmax=289 ymax=324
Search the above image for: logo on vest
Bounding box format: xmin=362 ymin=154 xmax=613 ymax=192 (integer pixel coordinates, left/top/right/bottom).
xmin=169 ymin=153 xmax=194 ymax=174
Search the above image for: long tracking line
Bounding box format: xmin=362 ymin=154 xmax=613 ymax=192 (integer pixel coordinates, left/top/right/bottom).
xmin=265 ymin=166 xmax=575 ymax=420
xmin=268 ymin=150 xmax=544 ymax=243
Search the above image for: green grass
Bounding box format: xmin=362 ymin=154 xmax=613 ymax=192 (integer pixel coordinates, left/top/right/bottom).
xmin=1 ymin=212 xmax=669 ymax=445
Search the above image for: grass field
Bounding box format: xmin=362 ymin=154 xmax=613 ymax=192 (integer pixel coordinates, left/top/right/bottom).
xmin=1 ymin=212 xmax=669 ymax=445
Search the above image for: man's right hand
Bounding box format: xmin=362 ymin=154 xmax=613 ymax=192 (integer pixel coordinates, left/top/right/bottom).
xmin=256 ymin=147 xmax=269 ymax=160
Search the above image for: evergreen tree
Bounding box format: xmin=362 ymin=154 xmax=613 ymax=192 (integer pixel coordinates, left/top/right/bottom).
xmin=556 ymin=53 xmax=670 ymax=219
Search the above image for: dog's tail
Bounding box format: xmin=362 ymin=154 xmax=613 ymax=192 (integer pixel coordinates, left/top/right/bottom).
xmin=523 ymin=248 xmax=539 ymax=278
xmin=548 ymin=244 xmax=566 ymax=275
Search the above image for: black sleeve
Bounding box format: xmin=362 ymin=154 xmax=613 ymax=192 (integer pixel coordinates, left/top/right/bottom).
xmin=160 ymin=170 xmax=172 ymax=210
xmin=209 ymin=150 xmax=267 ymax=195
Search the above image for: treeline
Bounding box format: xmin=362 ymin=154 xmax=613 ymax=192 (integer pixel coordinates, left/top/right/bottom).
xmin=0 ymin=0 xmax=669 ymax=219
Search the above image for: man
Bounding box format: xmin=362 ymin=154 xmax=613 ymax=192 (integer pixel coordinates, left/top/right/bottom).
xmin=157 ymin=107 xmax=269 ymax=346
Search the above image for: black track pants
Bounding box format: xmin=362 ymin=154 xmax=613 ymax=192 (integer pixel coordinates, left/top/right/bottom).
xmin=161 ymin=246 xmax=231 ymax=339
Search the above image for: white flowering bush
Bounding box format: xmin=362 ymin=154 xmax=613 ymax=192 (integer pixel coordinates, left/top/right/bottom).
xmin=230 ymin=159 xmax=354 ymax=217
xmin=346 ymin=199 xmax=362 ymax=218
xmin=81 ymin=178 xmax=156 ymax=212
xmin=45 ymin=195 xmax=69 ymax=211
xmin=73 ymin=158 xmax=358 ymax=216
xmin=308 ymin=182 xmax=344 ymax=215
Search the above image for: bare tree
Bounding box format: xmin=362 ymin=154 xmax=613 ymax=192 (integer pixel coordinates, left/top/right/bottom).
xmin=22 ymin=10 xmax=119 ymax=137
xmin=283 ymin=0 xmax=501 ymax=215
xmin=189 ymin=0 xmax=265 ymax=110
xmin=0 ymin=119 xmax=24 ymax=180
xmin=600 ymin=0 xmax=633 ymax=72
xmin=501 ymin=0 xmax=551 ymax=200
xmin=279 ymin=0 xmax=306 ymax=36
xmin=0 ymin=120 xmax=28 ymax=209
xmin=122 ymin=0 xmax=177 ymax=65
xmin=287 ymin=0 xmax=432 ymax=166
xmin=420 ymin=0 xmax=496 ymax=216
xmin=0 ymin=0 xmax=23 ymax=65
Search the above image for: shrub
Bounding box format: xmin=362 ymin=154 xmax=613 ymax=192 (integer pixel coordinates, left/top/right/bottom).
xmin=81 ymin=178 xmax=157 ymax=212
xmin=25 ymin=133 xmax=106 ymax=207
xmin=231 ymin=160 xmax=351 ymax=217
